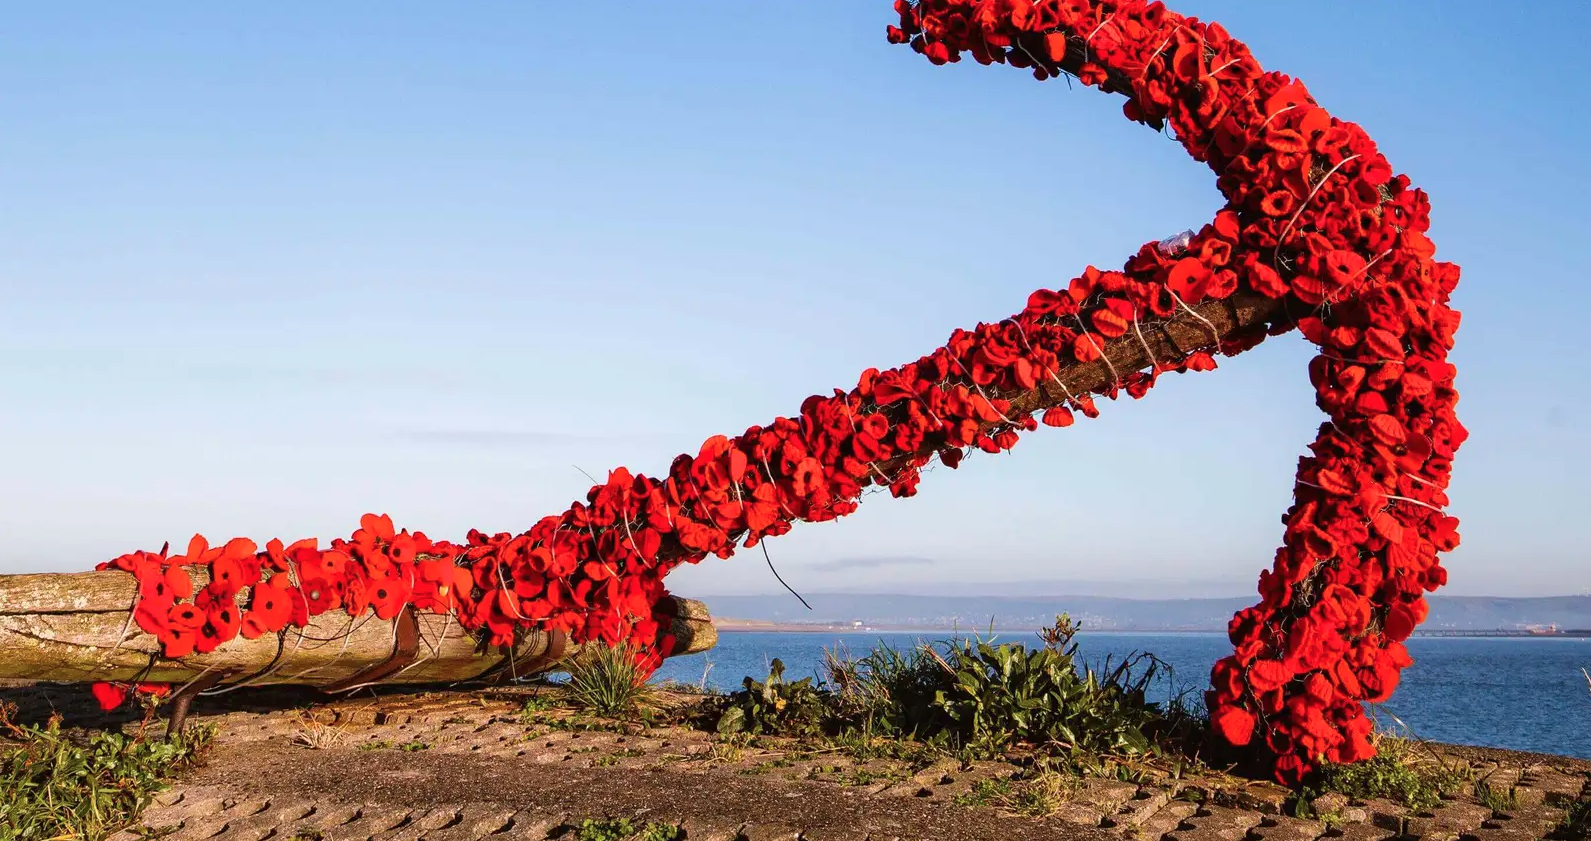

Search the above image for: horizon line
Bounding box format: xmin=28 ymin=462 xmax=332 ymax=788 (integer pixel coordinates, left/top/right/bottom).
xmin=687 ymin=591 xmax=1591 ymax=601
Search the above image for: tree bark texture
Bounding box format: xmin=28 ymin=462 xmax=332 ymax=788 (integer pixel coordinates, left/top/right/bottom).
xmin=0 ymin=568 xmax=716 ymax=687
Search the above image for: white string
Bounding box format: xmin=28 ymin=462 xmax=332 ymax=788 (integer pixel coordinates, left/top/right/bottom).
xmin=1072 ymin=315 xmax=1120 ymax=384
xmin=1167 ymin=289 xmax=1223 ymax=348
xmin=1277 ymin=154 xmax=1361 ymax=257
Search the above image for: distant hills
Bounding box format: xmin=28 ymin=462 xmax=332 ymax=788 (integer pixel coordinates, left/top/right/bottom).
xmin=697 ymin=593 xmax=1591 ymax=633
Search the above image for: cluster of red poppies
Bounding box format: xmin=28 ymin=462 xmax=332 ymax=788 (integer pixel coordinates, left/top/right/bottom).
xmin=94 ymin=512 xmax=682 ymax=688
xmin=87 ymin=0 xmax=1461 ymax=786
xmin=885 ymin=0 xmax=1464 ymax=782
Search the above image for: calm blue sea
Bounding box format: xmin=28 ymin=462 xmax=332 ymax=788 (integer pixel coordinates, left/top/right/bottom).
xmin=653 ymin=631 xmax=1591 ymax=759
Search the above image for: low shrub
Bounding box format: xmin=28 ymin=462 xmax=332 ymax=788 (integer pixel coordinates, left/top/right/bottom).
xmin=563 ymin=641 xmax=654 ymax=717
xmin=950 ymin=770 xmax=1078 ymax=817
xmin=729 ymin=615 xmax=1182 ymax=763
xmin=1314 ymin=735 xmax=1469 ymax=812
xmin=929 ymin=622 xmax=1165 ymax=755
xmin=716 ymin=658 xmax=829 ymax=737
xmin=571 ymin=817 xmax=683 ymax=841
xmin=825 ymin=639 xmax=951 ymax=738
xmin=0 ymin=705 xmax=213 ymax=841
xmin=1557 ymin=800 xmax=1590 ymax=840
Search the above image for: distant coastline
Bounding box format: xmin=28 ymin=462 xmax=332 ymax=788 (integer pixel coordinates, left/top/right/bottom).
xmin=699 ymin=593 xmax=1591 ymax=636
xmin=712 ymin=617 xmax=1591 ymax=638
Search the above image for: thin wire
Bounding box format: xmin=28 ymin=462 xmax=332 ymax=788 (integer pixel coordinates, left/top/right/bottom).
xmin=760 ymin=541 xmax=812 ymax=611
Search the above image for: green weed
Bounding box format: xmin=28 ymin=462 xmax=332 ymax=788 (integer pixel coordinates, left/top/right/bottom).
xmin=563 ymin=643 xmax=655 ymax=717
xmin=570 ymin=817 xmax=683 ymax=841
xmin=953 ymin=778 xmax=1014 ymax=808
xmin=715 ymin=658 xmax=829 ymax=738
xmin=1316 ymin=736 xmax=1468 ymax=812
xmin=1475 ymin=779 xmax=1517 ymax=813
xmin=0 ymin=706 xmax=214 ymax=841
xmin=1556 ymin=800 xmax=1590 ymax=839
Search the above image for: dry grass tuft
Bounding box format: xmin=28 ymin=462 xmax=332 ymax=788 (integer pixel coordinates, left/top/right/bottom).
xmin=290 ymin=711 xmax=348 ymax=750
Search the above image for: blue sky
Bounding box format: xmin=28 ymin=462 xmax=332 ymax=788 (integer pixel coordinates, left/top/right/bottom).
xmin=2 ymin=2 xmax=1587 ymax=598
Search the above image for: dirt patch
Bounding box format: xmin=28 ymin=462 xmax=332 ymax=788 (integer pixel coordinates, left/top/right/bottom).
xmin=183 ymin=738 xmax=1112 ymax=841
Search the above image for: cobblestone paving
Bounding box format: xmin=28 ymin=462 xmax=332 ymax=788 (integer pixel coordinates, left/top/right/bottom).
xmin=5 ymin=684 xmax=1584 ymax=841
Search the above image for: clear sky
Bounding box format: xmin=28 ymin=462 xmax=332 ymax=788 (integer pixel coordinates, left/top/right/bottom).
xmin=3 ymin=2 xmax=1587 ymax=599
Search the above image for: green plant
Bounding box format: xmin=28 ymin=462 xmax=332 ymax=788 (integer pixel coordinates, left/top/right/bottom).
xmin=842 ymin=767 xmax=905 ymax=787
xmin=591 ymin=748 xmax=644 ymax=767
xmin=1556 ymin=800 xmax=1590 ymax=839
xmin=709 ymin=733 xmax=752 ymax=763
xmin=817 ymin=617 xmax=1179 ymax=760
xmin=0 ymin=707 xmax=214 ymax=841
xmin=520 ymin=709 xmax=635 ymax=734
xmin=563 ymin=642 xmax=654 ymax=717
xmin=950 ymin=771 xmax=1076 ymax=817
xmin=1000 ymin=770 xmax=1078 ymax=817
xmin=928 ymin=615 xmax=1164 ymax=756
xmin=828 ymin=729 xmax=943 ymax=768
xmin=716 ymin=658 xmax=830 ymax=737
xmin=517 ymin=696 xmax=556 ymax=719
xmin=952 ymin=778 xmax=1013 ymax=808
xmin=571 ymin=817 xmax=683 ymax=841
xmin=1315 ymin=737 xmax=1466 ymax=812
xmin=826 ymin=640 xmax=950 ymax=737
xmin=1475 ymin=779 xmax=1517 ymax=813
xmin=397 ymin=740 xmax=430 ymax=752
xmin=358 ymin=739 xmax=392 ymax=751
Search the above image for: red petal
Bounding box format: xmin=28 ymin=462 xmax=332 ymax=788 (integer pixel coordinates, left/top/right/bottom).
xmin=1212 ymin=704 xmax=1256 ymax=746
xmin=90 ymin=682 xmax=127 ymax=711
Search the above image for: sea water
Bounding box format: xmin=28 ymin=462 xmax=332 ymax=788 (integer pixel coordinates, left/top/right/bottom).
xmin=653 ymin=631 xmax=1591 ymax=758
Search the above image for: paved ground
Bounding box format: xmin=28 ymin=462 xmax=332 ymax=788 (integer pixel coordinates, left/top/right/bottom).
xmin=3 ymin=682 xmax=1587 ymax=841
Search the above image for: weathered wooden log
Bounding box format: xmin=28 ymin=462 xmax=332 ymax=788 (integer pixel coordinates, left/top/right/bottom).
xmin=0 ymin=568 xmax=716 ymax=687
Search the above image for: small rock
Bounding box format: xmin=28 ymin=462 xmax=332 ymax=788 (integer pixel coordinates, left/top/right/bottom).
xmin=1311 ymin=792 xmax=1350 ymax=815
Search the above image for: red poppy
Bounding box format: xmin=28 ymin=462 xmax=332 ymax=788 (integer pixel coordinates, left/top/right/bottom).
xmin=167 ymin=603 xmax=205 ymax=632
xmin=336 ymin=574 xmax=367 ymax=617
xmin=1070 ymin=332 xmax=1103 ymax=363
xmin=1166 ymin=257 xmax=1211 ymax=302
xmin=209 ymin=555 xmax=245 ymax=592
xmin=1248 ymin=659 xmax=1292 ymax=694
xmin=241 ymin=578 xmax=293 ymax=639
xmin=1040 ymin=407 xmax=1074 ymax=428
xmin=90 ymin=682 xmax=127 ymax=711
xmin=201 ymin=604 xmax=241 ymax=650
xmin=368 ymin=577 xmax=412 ymax=620
xmin=134 ymin=597 xmax=173 ymax=636
xmin=358 ymin=512 xmax=396 ymax=543
xmin=1090 ymin=299 xmax=1134 ymax=339
xmin=297 ymin=577 xmax=341 ymax=615
xmin=1211 ymin=704 xmax=1255 ymax=746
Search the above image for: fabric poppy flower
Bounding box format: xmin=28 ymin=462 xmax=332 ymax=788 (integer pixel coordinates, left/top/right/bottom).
xmin=240 ymin=578 xmax=294 ymax=639
xmin=297 ymin=577 xmax=341 ymax=615
xmin=167 ymin=603 xmax=205 ymax=632
xmin=162 ymin=630 xmax=196 ymax=659
xmin=368 ymin=577 xmax=413 ymax=620
xmin=90 ymin=682 xmax=128 ymax=711
xmin=1211 ymin=704 xmax=1256 ymax=746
